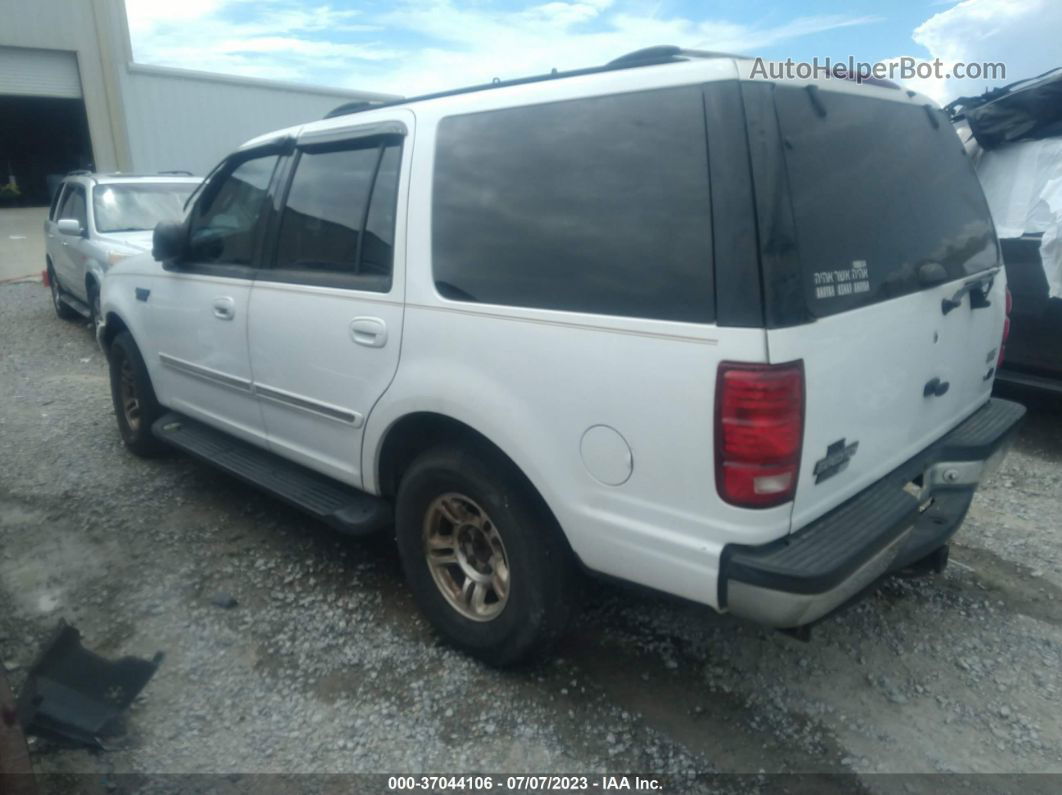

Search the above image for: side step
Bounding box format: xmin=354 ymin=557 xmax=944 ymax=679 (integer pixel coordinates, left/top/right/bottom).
xmin=152 ymin=412 xmax=392 ymax=536
xmin=58 ymin=291 xmax=91 ymax=319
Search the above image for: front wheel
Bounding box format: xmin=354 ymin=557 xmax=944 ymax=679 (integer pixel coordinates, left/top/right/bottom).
xmin=88 ymin=281 xmax=104 ymax=339
xmin=108 ymin=331 xmax=166 ymax=456
xmin=395 ymin=444 xmax=578 ymax=666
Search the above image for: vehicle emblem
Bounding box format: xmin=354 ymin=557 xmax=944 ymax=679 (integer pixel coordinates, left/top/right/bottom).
xmin=813 ymin=438 xmax=859 ymax=484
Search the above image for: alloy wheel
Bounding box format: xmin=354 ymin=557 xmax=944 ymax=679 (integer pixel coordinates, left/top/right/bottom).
xmin=423 ymin=493 xmax=511 ymax=621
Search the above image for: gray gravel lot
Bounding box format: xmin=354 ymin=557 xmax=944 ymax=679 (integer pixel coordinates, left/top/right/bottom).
xmin=1 ymin=281 xmax=1061 ymax=790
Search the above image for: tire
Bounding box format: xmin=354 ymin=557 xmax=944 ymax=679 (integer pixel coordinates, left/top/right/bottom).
xmin=108 ymin=331 xmax=167 ymax=457
xmin=48 ymin=264 xmax=78 ymax=321
xmin=88 ymin=280 xmax=104 ymax=339
xmin=395 ymin=443 xmax=578 ymax=666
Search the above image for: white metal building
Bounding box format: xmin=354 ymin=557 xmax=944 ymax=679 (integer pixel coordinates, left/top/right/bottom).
xmin=0 ymin=0 xmax=397 ymax=205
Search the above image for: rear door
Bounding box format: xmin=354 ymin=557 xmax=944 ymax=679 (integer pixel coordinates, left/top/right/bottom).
xmin=247 ymin=115 xmax=410 ymax=486
xmin=745 ymin=82 xmax=1005 ymax=530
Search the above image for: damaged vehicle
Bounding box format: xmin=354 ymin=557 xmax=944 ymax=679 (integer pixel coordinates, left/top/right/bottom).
xmin=948 ymin=67 xmax=1062 ymax=393
xmin=98 ymin=47 xmax=1023 ymax=665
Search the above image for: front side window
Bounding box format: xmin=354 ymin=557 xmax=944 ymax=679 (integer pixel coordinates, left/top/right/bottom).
xmin=273 ymin=138 xmax=402 ymax=288
xmin=432 ymin=87 xmax=714 ymax=323
xmin=49 ymin=184 xmax=66 ymax=220
xmin=187 ymin=155 xmax=278 ymax=265
xmin=93 ymin=183 xmax=196 ymax=234
xmin=58 ymin=185 xmax=87 ymax=229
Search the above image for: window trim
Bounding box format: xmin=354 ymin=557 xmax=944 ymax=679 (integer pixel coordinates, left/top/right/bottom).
xmin=58 ymin=184 xmax=88 ymax=232
xmin=256 ymin=131 xmax=404 ymax=293
xmin=49 ymin=183 xmax=67 ymax=221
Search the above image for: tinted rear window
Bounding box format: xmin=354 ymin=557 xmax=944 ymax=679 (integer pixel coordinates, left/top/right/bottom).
xmin=432 ymin=87 xmax=714 ymax=323
xmin=772 ymin=86 xmax=997 ymax=318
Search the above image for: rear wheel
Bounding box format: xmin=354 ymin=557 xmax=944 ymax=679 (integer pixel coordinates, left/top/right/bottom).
xmin=395 ymin=443 xmax=577 ymax=666
xmin=48 ymin=264 xmax=78 ymax=321
xmin=108 ymin=331 xmax=166 ymax=456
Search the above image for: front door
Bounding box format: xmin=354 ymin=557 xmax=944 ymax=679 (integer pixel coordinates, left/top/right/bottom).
xmin=143 ymin=151 xmax=281 ymax=447
xmin=248 ymin=118 xmax=410 ymax=485
xmin=51 ymin=183 xmax=88 ymax=297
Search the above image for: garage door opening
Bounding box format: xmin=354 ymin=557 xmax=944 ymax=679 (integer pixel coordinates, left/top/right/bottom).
xmin=0 ymin=95 xmax=93 ymax=207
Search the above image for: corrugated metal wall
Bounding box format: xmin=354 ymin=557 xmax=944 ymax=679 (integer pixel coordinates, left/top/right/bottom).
xmin=120 ymin=65 xmax=395 ymax=175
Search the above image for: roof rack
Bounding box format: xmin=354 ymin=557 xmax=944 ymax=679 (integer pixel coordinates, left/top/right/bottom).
xmin=322 ymin=45 xmax=743 ymax=120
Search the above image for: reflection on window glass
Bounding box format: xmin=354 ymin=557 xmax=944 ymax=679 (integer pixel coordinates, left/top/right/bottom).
xmin=274 ymin=140 xmax=401 ymax=283
xmin=772 ymin=86 xmax=997 ymax=317
xmin=188 ymin=155 xmax=277 ymax=265
xmin=275 ymin=146 xmax=376 ymax=274
xmin=93 ymin=183 xmax=196 ymax=233
xmin=362 ymin=144 xmax=400 ymax=277
xmin=432 ymin=87 xmax=714 ymax=322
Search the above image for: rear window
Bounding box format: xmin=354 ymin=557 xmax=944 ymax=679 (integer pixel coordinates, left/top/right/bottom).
xmin=771 ymin=86 xmax=998 ymax=319
xmin=432 ymin=87 xmax=714 ymax=323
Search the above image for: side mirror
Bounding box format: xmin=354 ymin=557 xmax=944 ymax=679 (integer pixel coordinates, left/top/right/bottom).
xmin=153 ymin=221 xmax=187 ymax=263
xmin=57 ymin=218 xmax=83 ymax=237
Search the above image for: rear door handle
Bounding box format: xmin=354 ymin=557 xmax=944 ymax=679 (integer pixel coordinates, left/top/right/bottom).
xmin=212 ymin=296 xmax=236 ymax=320
xmin=350 ymin=317 xmax=388 ymax=348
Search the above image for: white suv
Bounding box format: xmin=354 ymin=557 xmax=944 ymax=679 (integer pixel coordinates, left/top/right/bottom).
xmin=44 ymin=172 xmax=200 ymax=334
xmin=98 ymin=48 xmax=1024 ymax=664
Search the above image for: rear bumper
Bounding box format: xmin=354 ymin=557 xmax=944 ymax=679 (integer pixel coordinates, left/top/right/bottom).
xmin=720 ymin=398 xmax=1026 ymax=629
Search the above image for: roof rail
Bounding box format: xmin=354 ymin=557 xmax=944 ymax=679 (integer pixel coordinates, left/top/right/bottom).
xmin=65 ymin=169 xmax=93 ymax=176
xmin=606 ymin=45 xmax=747 ymax=66
xmin=322 ymin=45 xmax=744 ymax=120
xmin=158 ymin=170 xmax=194 ymax=176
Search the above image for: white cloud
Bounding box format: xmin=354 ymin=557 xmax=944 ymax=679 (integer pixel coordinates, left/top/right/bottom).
xmin=123 ymin=0 xmax=881 ymax=96
xmin=911 ymin=0 xmax=1062 ymax=104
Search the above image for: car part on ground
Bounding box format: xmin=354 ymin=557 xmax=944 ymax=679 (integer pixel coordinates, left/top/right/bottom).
xmin=15 ymin=622 xmax=162 ymax=749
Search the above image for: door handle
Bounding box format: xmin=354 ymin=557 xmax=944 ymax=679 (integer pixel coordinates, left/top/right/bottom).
xmin=350 ymin=317 xmax=388 ymax=348
xmin=212 ymin=296 xmax=236 ymax=320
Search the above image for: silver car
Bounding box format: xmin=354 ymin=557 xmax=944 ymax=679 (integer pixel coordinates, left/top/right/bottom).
xmin=44 ymin=172 xmax=200 ymax=333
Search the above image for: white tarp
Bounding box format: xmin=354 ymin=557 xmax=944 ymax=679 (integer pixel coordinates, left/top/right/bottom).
xmin=972 ymin=137 xmax=1062 ymax=297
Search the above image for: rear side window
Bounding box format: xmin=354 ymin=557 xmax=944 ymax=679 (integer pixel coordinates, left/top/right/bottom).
xmin=432 ymin=87 xmax=714 ymax=323
xmin=770 ymin=86 xmax=997 ymax=319
xmin=274 ymin=138 xmax=401 ymax=286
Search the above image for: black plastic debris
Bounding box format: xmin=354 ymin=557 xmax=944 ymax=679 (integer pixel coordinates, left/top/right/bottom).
xmin=15 ymin=622 xmax=162 ymax=748
xmin=946 ymin=67 xmax=1062 ymax=149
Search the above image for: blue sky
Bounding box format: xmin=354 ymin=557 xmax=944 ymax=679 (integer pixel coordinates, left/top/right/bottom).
xmin=124 ymin=0 xmax=1060 ymax=103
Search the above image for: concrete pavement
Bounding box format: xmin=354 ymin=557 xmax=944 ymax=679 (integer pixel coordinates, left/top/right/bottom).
xmin=0 ymin=206 xmax=48 ymax=283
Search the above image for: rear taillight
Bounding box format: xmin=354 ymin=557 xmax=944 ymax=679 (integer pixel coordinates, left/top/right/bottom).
xmin=715 ymin=361 xmax=805 ymax=508
xmin=998 ymin=287 xmax=1012 ymax=367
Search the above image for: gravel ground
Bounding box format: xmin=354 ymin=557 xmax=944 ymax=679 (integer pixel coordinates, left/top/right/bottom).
xmin=1 ymin=281 xmax=1060 ymax=792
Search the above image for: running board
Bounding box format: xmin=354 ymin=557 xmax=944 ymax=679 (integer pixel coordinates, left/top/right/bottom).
xmin=59 ymin=292 xmax=91 ymax=318
xmin=151 ymin=412 xmax=392 ymax=536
